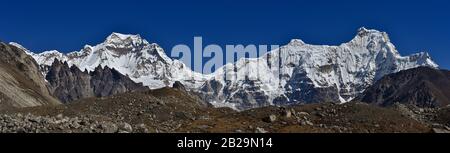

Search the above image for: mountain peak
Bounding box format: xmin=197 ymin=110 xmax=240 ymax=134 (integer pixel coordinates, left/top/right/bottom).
xmin=105 ymin=32 xmax=146 ymax=46
xmin=409 ymin=51 xmax=439 ymax=68
xmin=356 ymin=27 xmax=386 ymax=37
xmin=357 ymin=27 xmax=379 ymax=34
xmin=357 ymin=27 xmax=369 ymax=32
xmin=351 ymin=27 xmax=392 ymax=46
xmin=108 ymin=32 xmax=140 ymax=38
xmin=288 ymin=39 xmax=305 ymax=46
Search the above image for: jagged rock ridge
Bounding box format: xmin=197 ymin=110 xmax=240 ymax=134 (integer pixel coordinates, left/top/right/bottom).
xmin=46 ymin=59 xmax=148 ymax=103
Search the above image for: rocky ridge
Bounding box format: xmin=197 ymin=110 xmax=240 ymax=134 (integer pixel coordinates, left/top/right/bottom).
xmin=45 ymin=59 xmax=147 ymax=103
xmin=359 ymin=67 xmax=450 ymax=107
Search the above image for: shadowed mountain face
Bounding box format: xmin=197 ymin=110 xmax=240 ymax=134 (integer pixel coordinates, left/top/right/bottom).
xmin=45 ymin=59 xmax=148 ymax=103
xmin=359 ymin=67 xmax=450 ymax=108
xmin=0 ymin=43 xmax=60 ymax=109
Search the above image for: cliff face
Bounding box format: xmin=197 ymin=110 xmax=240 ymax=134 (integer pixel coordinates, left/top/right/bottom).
xmin=0 ymin=43 xmax=60 ymax=108
xmin=359 ymin=67 xmax=450 ymax=108
xmin=46 ymin=59 xmax=147 ymax=103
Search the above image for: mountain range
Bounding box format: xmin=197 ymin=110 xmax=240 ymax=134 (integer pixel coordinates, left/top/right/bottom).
xmin=198 ymin=28 xmax=438 ymax=109
xmin=8 ymin=27 xmax=439 ymax=110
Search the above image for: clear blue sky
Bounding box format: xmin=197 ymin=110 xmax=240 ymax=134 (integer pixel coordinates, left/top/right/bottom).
xmin=1 ymin=0 xmax=449 ymax=69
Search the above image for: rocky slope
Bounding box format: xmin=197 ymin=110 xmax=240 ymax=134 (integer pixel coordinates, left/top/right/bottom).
xmin=46 ymin=59 xmax=148 ymax=103
xmin=359 ymin=67 xmax=450 ymax=107
xmin=1 ymin=88 xmax=441 ymax=133
xmin=178 ymin=102 xmax=434 ymax=133
xmin=0 ymin=42 xmax=60 ymax=109
xmin=0 ymin=113 xmax=138 ymax=133
xmin=0 ymin=87 xmax=211 ymax=133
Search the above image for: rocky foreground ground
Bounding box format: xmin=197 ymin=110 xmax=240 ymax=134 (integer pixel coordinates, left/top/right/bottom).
xmin=0 ymin=88 xmax=449 ymax=133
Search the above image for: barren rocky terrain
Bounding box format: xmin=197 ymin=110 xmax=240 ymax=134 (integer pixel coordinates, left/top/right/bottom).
xmin=1 ymin=87 xmax=448 ymax=133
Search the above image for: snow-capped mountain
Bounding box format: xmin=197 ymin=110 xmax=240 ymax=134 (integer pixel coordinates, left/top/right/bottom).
xmin=10 ymin=28 xmax=439 ymax=110
xmin=197 ymin=27 xmax=438 ymax=110
xmin=11 ymin=33 xmax=208 ymax=89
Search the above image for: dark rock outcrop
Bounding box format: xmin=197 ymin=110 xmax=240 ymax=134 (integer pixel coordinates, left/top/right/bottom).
xmin=359 ymin=67 xmax=450 ymax=108
xmin=275 ymin=67 xmax=341 ymax=105
xmin=172 ymin=81 xmax=186 ymax=90
xmin=46 ymin=59 xmax=147 ymax=103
